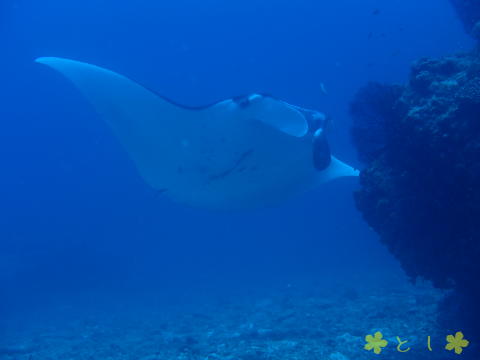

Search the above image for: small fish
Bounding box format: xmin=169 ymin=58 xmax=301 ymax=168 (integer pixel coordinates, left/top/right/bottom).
xmin=320 ymin=82 xmax=328 ymax=95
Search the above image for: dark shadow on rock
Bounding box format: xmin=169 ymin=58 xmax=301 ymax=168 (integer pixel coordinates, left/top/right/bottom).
xmin=449 ymin=0 xmax=480 ymax=39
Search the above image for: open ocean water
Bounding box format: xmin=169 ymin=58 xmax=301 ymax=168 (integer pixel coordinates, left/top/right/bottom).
xmin=0 ymin=0 xmax=477 ymax=359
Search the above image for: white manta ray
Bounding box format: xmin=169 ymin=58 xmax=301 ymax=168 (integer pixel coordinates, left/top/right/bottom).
xmin=36 ymin=57 xmax=358 ymax=209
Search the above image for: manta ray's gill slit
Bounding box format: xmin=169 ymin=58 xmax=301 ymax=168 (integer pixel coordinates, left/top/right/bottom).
xmin=208 ymin=149 xmax=255 ymax=182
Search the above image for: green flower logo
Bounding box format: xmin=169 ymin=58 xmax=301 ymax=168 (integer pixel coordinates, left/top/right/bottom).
xmin=364 ymin=331 xmax=388 ymax=354
xmin=445 ymin=332 xmax=469 ymax=355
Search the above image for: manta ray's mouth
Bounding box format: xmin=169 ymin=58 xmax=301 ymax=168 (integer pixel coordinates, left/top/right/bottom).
xmin=312 ymin=128 xmax=331 ymax=171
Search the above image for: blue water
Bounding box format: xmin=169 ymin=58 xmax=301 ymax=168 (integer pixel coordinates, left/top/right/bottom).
xmin=0 ymin=0 xmax=475 ymax=358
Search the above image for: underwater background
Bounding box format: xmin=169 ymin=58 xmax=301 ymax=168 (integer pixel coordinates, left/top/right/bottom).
xmin=0 ymin=0 xmax=477 ymax=359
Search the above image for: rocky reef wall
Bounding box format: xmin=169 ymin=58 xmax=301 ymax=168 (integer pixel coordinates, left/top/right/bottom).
xmin=351 ymin=49 xmax=480 ymax=340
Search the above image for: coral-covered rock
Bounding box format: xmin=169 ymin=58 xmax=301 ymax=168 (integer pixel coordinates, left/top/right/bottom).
xmin=456 ymin=77 xmax=480 ymax=107
xmin=351 ymin=50 xmax=480 ymax=337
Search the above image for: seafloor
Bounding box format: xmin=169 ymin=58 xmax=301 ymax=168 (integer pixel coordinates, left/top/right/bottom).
xmin=1 ymin=275 xmax=468 ymax=360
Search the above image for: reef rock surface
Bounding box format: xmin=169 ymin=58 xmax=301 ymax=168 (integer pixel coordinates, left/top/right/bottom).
xmin=351 ymin=50 xmax=480 ymax=336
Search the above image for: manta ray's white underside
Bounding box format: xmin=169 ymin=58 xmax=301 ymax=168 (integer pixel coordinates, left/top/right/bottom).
xmin=36 ymin=57 xmax=358 ymax=209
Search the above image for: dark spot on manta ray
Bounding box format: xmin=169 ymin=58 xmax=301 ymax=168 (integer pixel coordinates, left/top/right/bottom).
xmin=208 ymin=149 xmax=254 ymax=181
xmin=151 ymin=188 xmax=168 ymax=199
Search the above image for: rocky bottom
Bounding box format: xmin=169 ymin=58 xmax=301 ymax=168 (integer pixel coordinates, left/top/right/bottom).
xmin=0 ymin=278 xmax=473 ymax=360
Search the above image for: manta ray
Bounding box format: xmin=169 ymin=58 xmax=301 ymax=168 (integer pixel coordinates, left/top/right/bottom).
xmin=36 ymin=57 xmax=358 ymax=209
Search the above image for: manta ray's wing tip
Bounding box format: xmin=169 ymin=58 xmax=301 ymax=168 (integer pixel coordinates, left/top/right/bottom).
xmin=35 ymin=57 xmax=82 ymax=68
xmin=36 ymin=57 xmax=87 ymax=70
xmin=35 ymin=57 xmax=73 ymax=71
xmin=35 ymin=56 xmax=59 ymax=65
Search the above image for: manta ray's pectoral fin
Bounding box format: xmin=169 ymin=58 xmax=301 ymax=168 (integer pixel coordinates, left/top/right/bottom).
xmin=35 ymin=57 xmax=193 ymax=191
xmin=317 ymin=156 xmax=359 ymax=184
